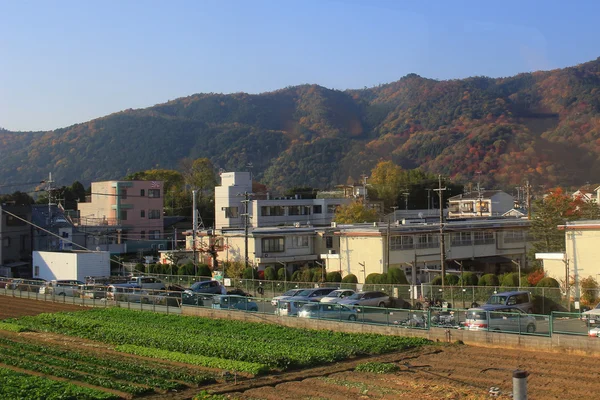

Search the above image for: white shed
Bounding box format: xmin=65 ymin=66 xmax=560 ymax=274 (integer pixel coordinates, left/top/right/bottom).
xmin=32 ymin=251 xmax=111 ymax=282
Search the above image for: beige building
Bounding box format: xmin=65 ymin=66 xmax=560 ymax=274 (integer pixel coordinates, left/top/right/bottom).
xmin=77 ymin=180 xmax=164 ymax=243
xmin=212 ymin=219 xmax=530 ymax=284
xmin=537 ymin=220 xmax=600 ymax=297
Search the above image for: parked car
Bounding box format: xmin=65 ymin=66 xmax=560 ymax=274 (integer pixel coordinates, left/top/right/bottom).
xmin=289 ymin=288 xmax=338 ymax=303
xmin=298 ymin=303 xmax=358 ymax=321
xmin=275 ymin=299 xmax=310 ymax=317
xmin=6 ymin=279 xmax=46 ymax=292
xmin=105 ymin=283 xmax=144 ymax=302
xmin=338 ymin=291 xmax=391 ymax=308
xmin=79 ymin=284 xmax=107 ymax=299
xmin=39 ymin=280 xmax=85 ymax=296
xmin=582 ymin=301 xmax=600 ymax=319
xmin=212 ymin=295 xmax=258 ymax=312
xmin=271 ymin=288 xmax=304 ymax=306
xmin=320 ymin=289 xmax=355 ymax=304
xmin=464 ymin=306 xmax=537 ymax=333
xmin=187 ymin=280 xmax=222 ymax=294
xmin=227 ymin=288 xmax=252 ymax=297
xmin=484 ymin=291 xmax=533 ymax=314
xmin=588 ymin=325 xmax=600 ymax=337
xmin=128 ymin=276 xmax=166 ymax=290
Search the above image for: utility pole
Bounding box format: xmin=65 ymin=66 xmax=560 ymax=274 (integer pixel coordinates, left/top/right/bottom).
xmin=386 ymin=219 xmax=391 ymax=273
xmin=433 ymin=175 xmax=447 ymax=287
xmin=361 ymin=174 xmax=369 ymax=202
xmin=402 ymin=191 xmax=410 ymax=210
xmin=240 ymin=191 xmax=253 ymax=270
xmin=525 ymin=180 xmax=532 ymax=220
xmin=476 ymin=171 xmax=484 ymax=217
xmin=426 ymin=189 xmax=432 ymax=210
xmin=192 ymin=190 xmax=197 ymax=276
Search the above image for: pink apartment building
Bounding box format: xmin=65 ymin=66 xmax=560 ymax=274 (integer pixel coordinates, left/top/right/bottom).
xmin=77 ymin=180 xmax=164 ymax=242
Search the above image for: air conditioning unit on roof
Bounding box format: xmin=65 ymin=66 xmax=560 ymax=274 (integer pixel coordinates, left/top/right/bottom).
xmin=294 ymin=222 xmax=301 ymax=228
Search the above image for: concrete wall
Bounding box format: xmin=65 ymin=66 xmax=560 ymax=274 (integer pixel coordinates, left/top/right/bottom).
xmin=340 ymin=234 xmax=383 ymax=282
xmin=182 ymin=306 xmax=600 ymax=356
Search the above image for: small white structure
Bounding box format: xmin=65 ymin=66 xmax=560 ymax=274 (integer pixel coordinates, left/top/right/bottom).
xmin=32 ymin=251 xmax=110 ymax=282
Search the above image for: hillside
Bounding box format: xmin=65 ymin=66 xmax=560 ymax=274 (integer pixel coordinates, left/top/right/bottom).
xmin=2 ymin=57 xmax=600 ymax=192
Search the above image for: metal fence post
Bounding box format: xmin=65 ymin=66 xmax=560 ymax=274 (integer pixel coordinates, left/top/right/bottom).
xmin=513 ymin=370 xmax=528 ymax=400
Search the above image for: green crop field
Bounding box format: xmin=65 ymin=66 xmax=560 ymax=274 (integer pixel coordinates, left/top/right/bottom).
xmin=9 ymin=308 xmax=430 ymax=371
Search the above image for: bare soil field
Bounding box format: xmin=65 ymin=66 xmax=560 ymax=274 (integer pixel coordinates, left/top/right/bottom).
xmin=0 ymin=295 xmax=597 ymax=399
xmin=0 ymin=294 xmax=90 ymax=319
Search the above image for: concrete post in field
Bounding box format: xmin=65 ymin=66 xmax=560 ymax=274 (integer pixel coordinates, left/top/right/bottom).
xmin=512 ymin=370 xmax=528 ymax=400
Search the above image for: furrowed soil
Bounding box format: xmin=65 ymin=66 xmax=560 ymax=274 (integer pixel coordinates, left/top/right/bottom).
xmin=1 ymin=295 xmax=598 ymax=399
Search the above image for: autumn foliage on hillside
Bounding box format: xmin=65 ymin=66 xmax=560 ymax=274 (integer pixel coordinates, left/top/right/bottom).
xmin=2 ymin=58 xmax=600 ymax=191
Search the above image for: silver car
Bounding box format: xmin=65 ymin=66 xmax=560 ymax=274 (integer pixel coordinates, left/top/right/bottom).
xmin=271 ymin=288 xmax=304 ymax=306
xmin=320 ymin=289 xmax=355 ymax=304
xmin=338 ymin=291 xmax=391 ymax=308
xmin=275 ymin=299 xmax=310 ymax=316
xmin=298 ymin=303 xmax=358 ymax=321
xmin=290 ymin=288 xmax=338 ymax=303
xmin=464 ymin=307 xmax=536 ymax=333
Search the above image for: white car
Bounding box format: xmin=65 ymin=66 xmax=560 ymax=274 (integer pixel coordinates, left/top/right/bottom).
xmin=271 ymin=288 xmax=304 ymax=306
xmin=320 ymin=289 xmax=355 ymax=304
xmin=589 ymin=326 xmax=600 ymax=337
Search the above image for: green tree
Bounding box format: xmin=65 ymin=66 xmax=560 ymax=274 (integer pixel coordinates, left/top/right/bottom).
xmin=264 ymin=266 xmax=276 ymax=280
xmin=180 ymin=158 xmax=217 ymax=193
xmin=326 ymin=271 xmax=342 ymax=282
xmin=370 ymin=161 xmax=403 ymax=208
xmin=478 ymin=274 xmax=499 ymax=286
xmin=342 ymin=274 xmax=358 ymax=283
xmin=530 ymin=188 xmax=586 ymax=254
xmin=387 ymin=268 xmax=409 ymax=284
xmin=333 ymin=200 xmax=379 ymax=223
xmin=0 ymin=191 xmax=34 ymax=206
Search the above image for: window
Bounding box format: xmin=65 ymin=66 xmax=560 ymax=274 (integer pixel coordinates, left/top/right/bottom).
xmin=140 ymin=189 xmax=145 ymax=197
xmin=141 ymin=231 xmax=146 ymax=239
xmin=473 ymin=231 xmax=495 ymax=245
xmin=120 ymin=189 xmax=127 ymax=199
xmin=120 ymin=210 xmax=127 ymax=221
xmin=325 ymin=236 xmax=333 ymax=248
xmin=140 ymin=210 xmax=145 ymax=218
xmin=5 ymin=214 xmax=26 ymax=226
xmin=34 ymin=266 xmax=39 ymax=276
xmin=148 ymin=189 xmax=160 ymax=198
xmin=61 ymin=232 xmax=69 ymax=238
xmin=289 ymin=206 xmax=310 ymax=216
xmin=291 ymin=236 xmax=309 ymax=248
xmin=504 ymin=230 xmax=525 ymax=243
xmin=3 ymin=237 xmax=10 ymax=247
xmin=148 ymin=210 xmax=161 ymax=219
xmin=451 ymin=232 xmax=472 ymax=246
xmin=327 ymin=204 xmax=340 ymax=214
xmin=313 ymin=205 xmax=322 ymax=214
xmin=261 ymin=206 xmax=284 ymax=216
xmin=225 ymin=207 xmax=239 ymax=218
xmin=150 ymin=230 xmax=161 ymax=239
xmin=390 ymin=235 xmax=413 ymax=250
xmin=415 ymin=234 xmax=438 ymax=249
xmin=262 ymin=237 xmax=284 ymax=252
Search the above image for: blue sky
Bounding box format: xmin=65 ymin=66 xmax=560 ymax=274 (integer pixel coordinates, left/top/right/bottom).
xmin=1 ymin=0 xmax=599 ymax=131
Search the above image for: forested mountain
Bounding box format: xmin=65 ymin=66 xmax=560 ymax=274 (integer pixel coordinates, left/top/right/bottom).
xmin=2 ymin=57 xmax=600 ymax=193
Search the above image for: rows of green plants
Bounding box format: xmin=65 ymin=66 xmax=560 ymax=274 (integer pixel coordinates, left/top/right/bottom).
xmin=116 ymin=344 xmax=269 ymax=375
xmin=355 ymin=362 xmax=400 ymax=374
xmin=0 ymin=321 xmax=28 ymax=332
xmin=0 ymin=367 xmax=120 ymax=400
xmin=11 ymin=308 xmax=430 ymax=370
xmin=0 ymin=352 xmax=151 ymax=396
xmin=0 ymin=341 xmax=183 ymax=391
xmin=0 ymin=335 xmax=213 ymax=386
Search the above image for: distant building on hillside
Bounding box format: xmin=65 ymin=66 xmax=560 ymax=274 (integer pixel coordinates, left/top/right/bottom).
xmin=447 ymin=190 xmax=514 ymax=219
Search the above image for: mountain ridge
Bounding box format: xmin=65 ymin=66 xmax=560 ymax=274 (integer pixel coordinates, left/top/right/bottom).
xmin=2 ymin=57 xmax=600 ymax=193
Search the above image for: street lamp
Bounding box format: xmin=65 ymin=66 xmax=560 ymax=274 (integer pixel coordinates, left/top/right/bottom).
xmin=511 ymin=259 xmax=521 ymax=288
xmin=358 ymin=261 xmax=366 ymax=284
xmin=315 ymin=261 xmax=325 ymax=283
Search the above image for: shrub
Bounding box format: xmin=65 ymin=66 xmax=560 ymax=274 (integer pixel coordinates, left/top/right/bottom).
xmin=388 ymin=268 xmax=409 ymax=284
xmin=478 ymin=273 xmax=499 ymax=286
xmin=197 ymin=264 xmax=212 ymax=278
xmin=242 ymin=267 xmax=258 ymax=280
xmin=277 ymin=268 xmax=289 ymax=281
xmin=431 ymin=275 xmax=443 ymax=285
xmin=458 ymin=272 xmax=478 ymax=286
xmin=501 ymin=272 xmax=520 ymax=287
xmin=291 ymin=271 xmax=302 ymax=282
xmin=326 ymin=271 xmax=342 ymax=282
xmin=527 ymin=269 xmax=545 ymax=286
xmin=365 ymin=273 xmax=381 ymax=284
xmin=446 ymin=274 xmax=459 ymax=285
xmin=536 ymin=277 xmax=560 ymax=288
xmin=178 ymin=263 xmax=195 ymax=276
xmin=341 ymin=274 xmax=358 ymax=284
xmin=311 ymin=268 xmax=323 ymax=282
xmin=299 ymin=268 xmax=312 ymax=282
xmin=581 ymin=276 xmax=599 ymax=306
xmin=263 ymin=267 xmax=276 ymax=281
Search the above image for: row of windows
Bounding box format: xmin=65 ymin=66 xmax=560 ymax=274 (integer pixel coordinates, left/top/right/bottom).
xmin=223 ymin=204 xmax=342 ymax=219
xmin=389 ymin=231 xmax=527 ymax=250
xmin=119 ymin=210 xmax=162 ymax=220
xmin=139 ymin=230 xmax=161 ymax=240
xmin=119 ymin=189 xmax=161 ymax=199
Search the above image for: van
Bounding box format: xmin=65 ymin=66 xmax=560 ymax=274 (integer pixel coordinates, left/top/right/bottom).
xmin=464 ymin=306 xmax=537 ymax=333
xmin=39 ymin=280 xmax=85 ymax=296
xmin=275 ymin=299 xmax=310 ymax=316
xmin=484 ymin=291 xmax=533 ymax=313
xmin=106 ymin=283 xmax=144 ymax=302
xmin=80 ymin=284 xmax=107 ymax=299
xmin=128 ymin=276 xmax=165 ymax=290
